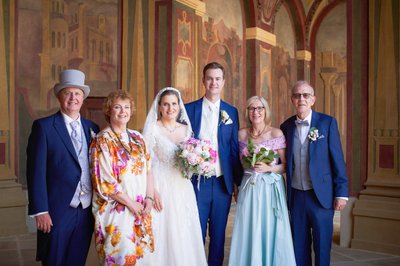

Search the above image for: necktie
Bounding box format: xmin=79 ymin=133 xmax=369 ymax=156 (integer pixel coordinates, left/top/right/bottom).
xmin=70 ymin=121 xmax=82 ymax=154
xmin=295 ymin=120 xmax=309 ymax=127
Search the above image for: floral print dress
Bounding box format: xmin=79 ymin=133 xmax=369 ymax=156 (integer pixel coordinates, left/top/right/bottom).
xmin=90 ymin=128 xmax=154 ymax=266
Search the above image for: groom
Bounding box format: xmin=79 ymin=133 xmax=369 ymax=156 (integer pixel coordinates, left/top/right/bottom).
xmin=280 ymin=80 xmax=348 ymax=266
xmin=185 ymin=62 xmax=242 ymax=266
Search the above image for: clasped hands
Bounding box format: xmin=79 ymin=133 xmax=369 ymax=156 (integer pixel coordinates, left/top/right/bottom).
xmin=128 ymin=191 xmax=163 ymax=216
xmin=252 ymin=162 xmax=274 ymax=173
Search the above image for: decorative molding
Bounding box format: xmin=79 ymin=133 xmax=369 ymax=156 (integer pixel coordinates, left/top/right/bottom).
xmin=246 ymin=27 xmax=276 ymax=46
xmin=176 ymin=0 xmax=206 ymax=17
xmin=296 ymin=50 xmax=312 ymax=61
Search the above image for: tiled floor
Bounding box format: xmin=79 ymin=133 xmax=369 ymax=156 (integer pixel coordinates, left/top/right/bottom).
xmin=2 ymin=204 xmax=400 ymax=266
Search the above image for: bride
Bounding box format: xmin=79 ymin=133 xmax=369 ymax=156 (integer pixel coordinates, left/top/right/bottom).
xmin=141 ymin=87 xmax=207 ymax=266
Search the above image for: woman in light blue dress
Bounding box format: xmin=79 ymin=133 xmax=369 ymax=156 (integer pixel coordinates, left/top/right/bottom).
xmin=229 ymin=96 xmax=296 ymax=266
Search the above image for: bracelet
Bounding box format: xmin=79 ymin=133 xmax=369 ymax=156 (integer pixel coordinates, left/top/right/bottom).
xmin=145 ymin=196 xmax=154 ymax=203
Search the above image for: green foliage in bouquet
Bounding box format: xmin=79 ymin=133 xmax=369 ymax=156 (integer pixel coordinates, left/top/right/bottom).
xmin=241 ymin=138 xmax=280 ymax=168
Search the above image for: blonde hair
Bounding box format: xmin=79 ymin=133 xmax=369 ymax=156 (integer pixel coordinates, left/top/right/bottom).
xmin=245 ymin=96 xmax=271 ymax=126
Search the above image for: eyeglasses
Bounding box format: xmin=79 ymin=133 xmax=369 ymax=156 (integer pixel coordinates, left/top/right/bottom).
xmin=247 ymin=106 xmax=265 ymax=113
xmin=292 ymin=93 xmax=314 ymax=99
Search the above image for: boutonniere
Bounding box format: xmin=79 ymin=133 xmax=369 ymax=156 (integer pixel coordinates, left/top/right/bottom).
xmin=308 ymin=127 xmax=319 ymax=142
xmin=220 ymin=110 xmax=233 ymax=125
xmin=89 ymin=128 xmax=96 ymax=140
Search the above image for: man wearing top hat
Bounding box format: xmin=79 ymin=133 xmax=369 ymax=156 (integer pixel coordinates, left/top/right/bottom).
xmin=26 ymin=69 xmax=100 ymax=265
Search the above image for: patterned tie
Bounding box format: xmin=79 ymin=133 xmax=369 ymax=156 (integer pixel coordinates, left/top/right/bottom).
xmin=295 ymin=119 xmax=309 ymax=127
xmin=70 ymin=121 xmax=82 ymax=154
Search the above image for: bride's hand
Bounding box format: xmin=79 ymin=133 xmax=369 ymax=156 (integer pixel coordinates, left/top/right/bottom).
xmin=153 ymin=190 xmax=163 ymax=212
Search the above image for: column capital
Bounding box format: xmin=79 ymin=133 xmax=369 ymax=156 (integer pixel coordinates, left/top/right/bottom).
xmin=246 ymin=27 xmax=276 ymax=46
xmin=296 ymin=50 xmax=312 ymax=61
xmin=176 ymin=0 xmax=206 ymax=17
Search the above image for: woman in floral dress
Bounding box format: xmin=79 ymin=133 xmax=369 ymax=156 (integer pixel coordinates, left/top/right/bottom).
xmin=229 ymin=96 xmax=296 ymax=266
xmin=90 ymin=90 xmax=154 ymax=265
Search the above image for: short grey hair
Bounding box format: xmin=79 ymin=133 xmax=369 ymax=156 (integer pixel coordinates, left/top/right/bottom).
xmin=292 ymin=80 xmax=315 ymax=95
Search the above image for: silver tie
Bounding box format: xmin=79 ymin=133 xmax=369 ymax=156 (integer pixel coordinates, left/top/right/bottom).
xmin=70 ymin=121 xmax=82 ymax=155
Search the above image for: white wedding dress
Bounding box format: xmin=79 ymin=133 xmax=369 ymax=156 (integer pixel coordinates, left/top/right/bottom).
xmin=141 ymin=87 xmax=207 ymax=266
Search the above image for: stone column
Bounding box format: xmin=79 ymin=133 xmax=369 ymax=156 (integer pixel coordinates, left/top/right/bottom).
xmin=296 ymin=50 xmax=311 ymax=81
xmin=351 ymin=0 xmax=400 ymax=255
xmin=0 ymin=0 xmax=28 ymax=236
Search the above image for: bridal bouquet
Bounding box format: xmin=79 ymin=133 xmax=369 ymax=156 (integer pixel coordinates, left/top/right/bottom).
xmin=176 ymin=137 xmax=217 ymax=179
xmin=241 ymin=138 xmax=279 ymax=168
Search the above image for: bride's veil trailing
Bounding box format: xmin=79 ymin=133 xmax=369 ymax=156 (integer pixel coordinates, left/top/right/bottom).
xmin=142 ymin=87 xmax=193 ymax=154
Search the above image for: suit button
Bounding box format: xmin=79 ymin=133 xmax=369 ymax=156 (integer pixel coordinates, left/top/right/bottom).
xmin=80 ymin=191 xmax=85 ymax=195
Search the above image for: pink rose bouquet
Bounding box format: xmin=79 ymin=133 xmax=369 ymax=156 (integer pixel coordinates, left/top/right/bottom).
xmin=176 ymin=137 xmax=217 ymax=179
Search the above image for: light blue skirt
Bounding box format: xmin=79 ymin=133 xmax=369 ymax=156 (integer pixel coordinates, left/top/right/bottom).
xmin=228 ymin=170 xmax=296 ymax=266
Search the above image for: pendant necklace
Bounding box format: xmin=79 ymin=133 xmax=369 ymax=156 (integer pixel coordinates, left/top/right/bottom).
xmin=249 ymin=123 xmax=267 ymax=139
xmin=110 ymin=126 xmax=134 ymax=154
xmin=161 ymin=121 xmax=179 ymax=133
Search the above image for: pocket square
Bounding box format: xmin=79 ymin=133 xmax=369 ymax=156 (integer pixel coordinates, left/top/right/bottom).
xmin=318 ymin=135 xmax=325 ymax=139
xmin=225 ymin=118 xmax=233 ymax=125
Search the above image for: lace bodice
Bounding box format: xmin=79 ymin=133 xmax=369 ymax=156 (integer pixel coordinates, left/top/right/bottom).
xmin=153 ymin=134 xmax=179 ymax=164
xmin=151 ymin=126 xmax=190 ymax=167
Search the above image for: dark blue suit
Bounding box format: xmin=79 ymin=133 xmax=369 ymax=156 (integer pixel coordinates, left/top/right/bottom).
xmin=280 ymin=111 xmax=348 ymax=266
xmin=185 ymin=98 xmax=242 ymax=266
xmin=27 ymin=111 xmax=99 ymax=266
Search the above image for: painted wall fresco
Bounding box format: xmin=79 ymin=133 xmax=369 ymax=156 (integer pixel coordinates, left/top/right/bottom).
xmin=314 ymin=2 xmax=347 ymax=148
xmin=200 ymin=0 xmax=244 ymax=121
xmin=273 ymin=4 xmax=297 ymax=126
xmin=174 ymin=9 xmax=194 ymax=102
xmin=302 ymin=0 xmax=314 ymax=15
xmin=260 ymin=0 xmax=280 ymax=26
xmin=17 ymin=0 xmax=119 ymax=116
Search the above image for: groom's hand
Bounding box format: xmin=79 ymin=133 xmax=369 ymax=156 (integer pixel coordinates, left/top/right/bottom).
xmin=334 ymin=198 xmax=347 ymax=211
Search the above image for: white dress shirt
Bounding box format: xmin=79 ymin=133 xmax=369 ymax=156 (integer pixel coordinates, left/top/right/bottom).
xmin=199 ymin=97 xmax=222 ymax=177
xmin=296 ymin=111 xmax=312 ymax=144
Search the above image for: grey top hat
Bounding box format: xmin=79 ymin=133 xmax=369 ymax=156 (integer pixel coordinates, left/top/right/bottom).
xmin=53 ymin=69 xmax=90 ymax=98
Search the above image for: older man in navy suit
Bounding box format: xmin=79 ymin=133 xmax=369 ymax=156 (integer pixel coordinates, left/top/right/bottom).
xmin=27 ymin=69 xmax=99 ymax=266
xmin=280 ymin=80 xmax=348 ymax=266
xmin=185 ymin=62 xmax=242 ymax=266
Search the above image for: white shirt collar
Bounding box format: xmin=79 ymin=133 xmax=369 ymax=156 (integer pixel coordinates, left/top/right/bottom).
xmin=203 ymin=97 xmax=220 ymax=112
xmin=296 ymin=110 xmax=312 ymax=124
xmin=61 ymin=111 xmax=81 ymax=125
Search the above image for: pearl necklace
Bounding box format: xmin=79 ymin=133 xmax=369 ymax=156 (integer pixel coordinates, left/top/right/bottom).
xmin=161 ymin=121 xmax=179 ymax=133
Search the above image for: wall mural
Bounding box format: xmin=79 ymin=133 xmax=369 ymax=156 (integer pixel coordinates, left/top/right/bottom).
xmin=273 ymin=4 xmax=297 ymax=126
xmin=175 ymin=10 xmax=194 ymax=102
xmin=259 ymin=46 xmax=272 ymax=114
xmin=314 ymin=2 xmax=347 ymax=148
xmin=201 ymin=0 xmax=244 ymax=121
xmin=17 ymin=0 xmax=120 ymax=116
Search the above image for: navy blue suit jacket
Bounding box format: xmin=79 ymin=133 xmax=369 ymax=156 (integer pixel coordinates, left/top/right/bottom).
xmin=26 ymin=111 xmax=99 ymax=222
xmin=185 ymin=98 xmax=242 ymax=194
xmin=280 ymin=111 xmax=348 ymax=209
